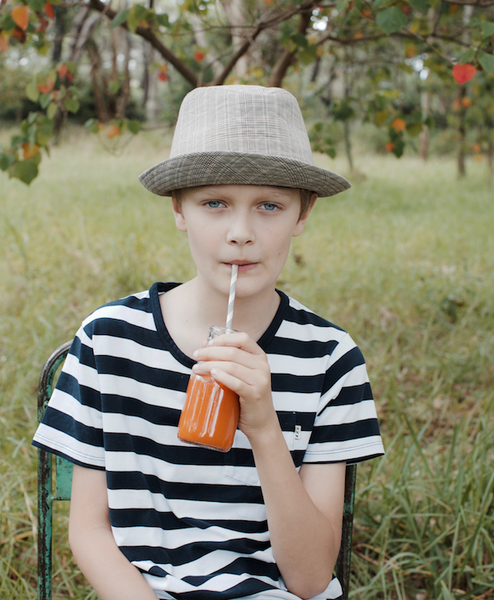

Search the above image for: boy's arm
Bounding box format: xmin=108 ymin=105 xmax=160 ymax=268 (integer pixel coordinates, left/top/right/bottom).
xmin=69 ymin=465 xmax=157 ymax=600
xmin=249 ymin=430 xmax=346 ymax=599
xmin=192 ymin=333 xmax=347 ymax=599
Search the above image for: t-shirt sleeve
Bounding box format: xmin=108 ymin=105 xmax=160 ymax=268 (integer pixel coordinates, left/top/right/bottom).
xmin=32 ymin=321 xmax=106 ymax=470
xmin=303 ymin=333 xmax=385 ymax=465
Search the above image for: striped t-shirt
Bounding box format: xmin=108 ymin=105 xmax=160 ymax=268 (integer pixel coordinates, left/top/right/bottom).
xmin=33 ymin=282 xmax=384 ymax=600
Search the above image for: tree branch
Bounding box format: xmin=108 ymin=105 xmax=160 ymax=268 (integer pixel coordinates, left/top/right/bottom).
xmin=87 ymin=0 xmax=199 ymax=86
xmin=268 ymin=6 xmax=313 ymax=87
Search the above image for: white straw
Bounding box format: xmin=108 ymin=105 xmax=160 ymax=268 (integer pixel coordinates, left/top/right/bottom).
xmin=226 ymin=264 xmax=238 ymax=330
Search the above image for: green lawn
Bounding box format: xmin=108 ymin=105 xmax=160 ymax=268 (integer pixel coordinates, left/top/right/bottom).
xmin=1 ymin=128 xmax=493 ymax=599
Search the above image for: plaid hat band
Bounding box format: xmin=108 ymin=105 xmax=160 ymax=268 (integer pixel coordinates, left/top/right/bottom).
xmin=139 ymin=85 xmax=351 ymax=198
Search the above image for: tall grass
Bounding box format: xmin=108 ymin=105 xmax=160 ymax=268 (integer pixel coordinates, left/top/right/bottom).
xmin=0 ymin=126 xmax=493 ymax=599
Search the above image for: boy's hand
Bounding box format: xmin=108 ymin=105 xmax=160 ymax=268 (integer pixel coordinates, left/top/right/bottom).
xmin=192 ymin=332 xmax=278 ymax=440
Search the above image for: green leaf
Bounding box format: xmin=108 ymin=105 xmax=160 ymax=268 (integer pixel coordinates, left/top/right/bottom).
xmin=478 ymin=52 xmax=494 ymax=74
xmin=458 ymin=48 xmax=476 ymax=64
xmin=127 ymin=8 xmax=139 ymax=33
xmin=63 ymin=97 xmax=80 ymax=113
xmin=291 ymin=33 xmax=308 ymax=48
xmin=0 ymin=153 xmax=14 ymax=171
xmin=111 ymin=9 xmax=129 ymax=29
xmin=85 ymin=118 xmax=100 ymax=134
xmin=109 ymin=80 xmax=121 ymax=95
xmin=481 ymin=22 xmax=494 ymax=38
xmin=127 ymin=120 xmax=141 ymax=135
xmin=133 ymin=4 xmax=148 ymax=21
xmin=298 ymin=44 xmax=318 ymax=65
xmin=39 ymin=93 xmax=51 ymax=110
xmin=26 ymin=80 xmax=40 ymax=103
xmin=156 ymin=13 xmax=169 ymax=27
xmin=11 ymin=135 xmax=26 ymax=147
xmin=11 ymin=159 xmax=39 ymax=185
xmin=409 ymin=0 xmax=430 ymax=13
xmin=376 ymin=7 xmax=408 ymax=35
xmin=36 ymin=123 xmax=53 ymax=146
xmin=46 ymin=102 xmax=58 ymax=120
xmin=406 ymin=122 xmax=423 ymax=137
xmin=28 ymin=0 xmax=46 ymax=12
xmin=392 ymin=138 xmax=405 ymax=158
xmin=371 ymin=0 xmax=391 ymax=10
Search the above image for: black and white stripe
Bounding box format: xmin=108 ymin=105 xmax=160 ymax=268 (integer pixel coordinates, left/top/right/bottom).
xmin=33 ymin=282 xmax=384 ymax=600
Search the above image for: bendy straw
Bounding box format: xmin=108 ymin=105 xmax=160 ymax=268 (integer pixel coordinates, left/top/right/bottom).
xmin=226 ymin=264 xmax=238 ymax=330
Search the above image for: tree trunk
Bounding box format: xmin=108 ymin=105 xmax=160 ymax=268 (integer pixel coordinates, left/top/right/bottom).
xmin=268 ymin=8 xmax=312 ymax=87
xmin=419 ymin=90 xmax=429 ymax=161
xmin=51 ymin=6 xmax=65 ymax=64
xmin=457 ymin=87 xmax=466 ymax=178
xmin=457 ymin=4 xmax=474 ymax=178
xmin=487 ymin=140 xmax=493 ymax=185
xmin=142 ymin=40 xmax=158 ymax=126
xmin=87 ymin=41 xmax=110 ymax=123
xmin=219 ymin=0 xmax=249 ymax=77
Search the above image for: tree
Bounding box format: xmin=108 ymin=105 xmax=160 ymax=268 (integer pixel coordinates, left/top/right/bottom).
xmin=1 ymin=0 xmax=493 ymax=185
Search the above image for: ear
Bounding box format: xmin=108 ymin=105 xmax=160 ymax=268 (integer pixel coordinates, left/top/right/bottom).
xmin=172 ymin=197 xmax=187 ymax=232
xmin=292 ymin=194 xmax=317 ymax=237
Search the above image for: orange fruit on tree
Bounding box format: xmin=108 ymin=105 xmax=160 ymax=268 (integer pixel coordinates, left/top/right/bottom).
xmin=391 ymin=118 xmax=406 ymax=132
xmin=12 ymin=5 xmax=30 ymax=31
xmin=22 ymin=142 xmax=39 ymax=159
xmin=106 ymin=124 xmax=121 ymax=139
xmin=194 ymin=51 xmax=205 ymax=62
xmin=461 ymin=97 xmax=472 ymax=108
xmin=385 ymin=142 xmax=395 ymax=152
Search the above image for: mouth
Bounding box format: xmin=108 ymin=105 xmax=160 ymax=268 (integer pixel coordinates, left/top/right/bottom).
xmin=225 ymin=261 xmax=258 ymax=272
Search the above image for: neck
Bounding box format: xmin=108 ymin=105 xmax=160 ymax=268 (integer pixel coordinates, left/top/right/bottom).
xmin=173 ymin=277 xmax=280 ymax=341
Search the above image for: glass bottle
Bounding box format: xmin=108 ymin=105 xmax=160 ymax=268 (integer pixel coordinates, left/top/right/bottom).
xmin=178 ymin=326 xmax=240 ymax=452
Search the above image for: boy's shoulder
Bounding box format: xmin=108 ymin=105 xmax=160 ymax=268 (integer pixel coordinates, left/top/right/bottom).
xmin=279 ymin=291 xmax=348 ymax=341
xmin=80 ymin=282 xmax=179 ymax=328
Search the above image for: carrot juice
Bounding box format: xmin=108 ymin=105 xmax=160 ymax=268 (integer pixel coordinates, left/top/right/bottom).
xmin=178 ymin=326 xmax=240 ymax=452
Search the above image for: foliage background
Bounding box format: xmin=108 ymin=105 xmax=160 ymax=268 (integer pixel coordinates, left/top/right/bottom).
xmin=1 ymin=0 xmax=494 ymax=598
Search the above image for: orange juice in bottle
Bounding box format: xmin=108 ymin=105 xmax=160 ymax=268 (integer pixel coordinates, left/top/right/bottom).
xmin=178 ymin=326 xmax=240 ymax=452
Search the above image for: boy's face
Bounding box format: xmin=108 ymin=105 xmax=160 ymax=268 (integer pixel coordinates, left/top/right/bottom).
xmin=172 ymin=185 xmax=315 ymax=301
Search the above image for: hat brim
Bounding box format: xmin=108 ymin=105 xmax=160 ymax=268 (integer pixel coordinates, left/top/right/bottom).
xmin=138 ymin=152 xmax=351 ymax=199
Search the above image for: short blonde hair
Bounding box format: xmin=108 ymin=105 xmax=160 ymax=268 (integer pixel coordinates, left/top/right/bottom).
xmin=172 ymin=188 xmax=314 ymax=220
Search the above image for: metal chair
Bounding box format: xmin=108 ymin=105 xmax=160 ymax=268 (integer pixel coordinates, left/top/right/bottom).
xmin=37 ymin=341 xmax=357 ymax=600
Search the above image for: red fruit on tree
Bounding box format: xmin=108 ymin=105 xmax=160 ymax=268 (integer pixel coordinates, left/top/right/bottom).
xmin=194 ymin=51 xmax=205 ymax=62
xmin=44 ymin=2 xmax=54 ymax=19
xmin=58 ymin=63 xmax=68 ymax=79
xmin=452 ymin=64 xmax=476 ymax=85
xmin=37 ymin=78 xmax=55 ymax=94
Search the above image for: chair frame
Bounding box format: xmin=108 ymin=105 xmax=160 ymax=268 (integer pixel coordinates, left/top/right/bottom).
xmin=37 ymin=341 xmax=357 ymax=600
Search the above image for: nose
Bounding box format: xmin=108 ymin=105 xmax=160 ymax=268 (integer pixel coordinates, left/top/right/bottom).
xmin=226 ymin=211 xmax=255 ymax=245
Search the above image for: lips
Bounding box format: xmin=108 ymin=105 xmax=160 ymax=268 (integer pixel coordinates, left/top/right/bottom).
xmin=225 ymin=261 xmax=258 ymax=272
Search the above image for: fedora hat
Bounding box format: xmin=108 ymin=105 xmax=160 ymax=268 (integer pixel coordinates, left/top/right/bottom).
xmin=138 ymin=85 xmax=350 ymax=198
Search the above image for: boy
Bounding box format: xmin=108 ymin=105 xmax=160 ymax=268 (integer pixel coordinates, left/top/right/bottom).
xmin=33 ymin=85 xmax=384 ymax=600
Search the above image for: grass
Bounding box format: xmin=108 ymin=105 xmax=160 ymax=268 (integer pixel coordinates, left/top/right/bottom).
xmin=0 ymin=126 xmax=493 ymax=599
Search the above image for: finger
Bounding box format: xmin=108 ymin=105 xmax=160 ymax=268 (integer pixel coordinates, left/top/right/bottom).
xmin=193 ymin=344 xmax=264 ymax=368
xmin=207 ymin=332 xmax=264 ymax=355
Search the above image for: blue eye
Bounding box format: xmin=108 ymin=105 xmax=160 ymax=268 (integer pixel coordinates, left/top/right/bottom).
xmin=261 ymin=203 xmax=278 ymax=211
xmin=206 ymin=201 xmax=223 ymax=208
